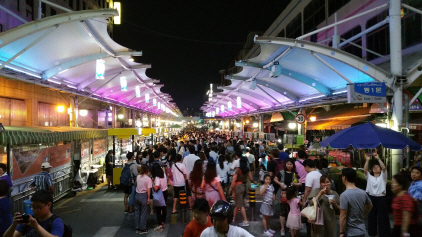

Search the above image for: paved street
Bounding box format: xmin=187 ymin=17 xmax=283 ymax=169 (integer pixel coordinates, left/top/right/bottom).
xmin=54 ymin=180 xmax=383 ymax=237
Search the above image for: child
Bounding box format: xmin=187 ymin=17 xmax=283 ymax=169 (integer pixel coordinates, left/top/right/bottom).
xmin=259 ymin=164 xmax=267 ymax=185
xmin=259 ymin=174 xmax=276 ymax=237
xmin=286 ymin=186 xmax=303 ymax=237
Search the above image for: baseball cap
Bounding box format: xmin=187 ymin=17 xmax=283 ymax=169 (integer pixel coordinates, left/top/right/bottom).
xmin=41 ymin=162 xmax=52 ymax=169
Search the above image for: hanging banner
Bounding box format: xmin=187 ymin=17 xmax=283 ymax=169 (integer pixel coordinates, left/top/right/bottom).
xmin=93 ymin=138 xmax=106 ymax=158
xmin=81 ymin=139 xmax=90 ymax=161
xmin=95 ymin=59 xmax=105 ymax=79
xmin=12 ymin=144 xmax=71 ymax=181
xmin=347 ymin=82 xmax=386 ymax=103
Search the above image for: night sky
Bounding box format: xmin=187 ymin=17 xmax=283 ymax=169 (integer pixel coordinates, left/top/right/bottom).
xmin=113 ymin=0 xmax=290 ymax=112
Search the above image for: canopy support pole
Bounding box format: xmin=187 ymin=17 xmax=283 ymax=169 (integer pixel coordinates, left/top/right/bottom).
xmin=0 ymin=27 xmax=56 ymax=70
xmin=311 ymin=52 xmax=354 ymax=84
xmin=78 ymin=72 xmax=123 ymax=105
xmin=256 ymin=85 xmax=287 ymax=109
xmin=390 ymin=0 xmax=404 ymax=175
xmin=40 ymin=0 xmax=72 ymax=12
xmin=409 ymin=87 xmax=422 ymax=105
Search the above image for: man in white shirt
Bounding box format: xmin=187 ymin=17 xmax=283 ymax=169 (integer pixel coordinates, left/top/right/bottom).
xmin=178 ymin=141 xmax=185 ymax=155
xmin=302 ymin=159 xmax=322 ymax=237
xmin=182 ymin=145 xmax=199 ymax=208
xmin=201 ymin=200 xmax=254 ymax=237
xmin=171 ymin=154 xmax=187 ymax=214
xmin=209 ymin=146 xmax=219 ymax=162
xmin=245 ymin=147 xmax=255 ymax=174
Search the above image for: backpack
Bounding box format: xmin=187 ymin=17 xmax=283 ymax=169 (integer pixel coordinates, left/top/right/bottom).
xmin=273 ymin=159 xmax=285 ymax=180
xmin=46 ymin=214 xmax=72 ymax=237
xmin=120 ymin=163 xmax=135 ymax=186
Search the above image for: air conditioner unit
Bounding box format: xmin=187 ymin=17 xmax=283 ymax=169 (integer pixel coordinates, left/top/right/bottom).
xmin=269 ymin=63 xmax=282 ymax=78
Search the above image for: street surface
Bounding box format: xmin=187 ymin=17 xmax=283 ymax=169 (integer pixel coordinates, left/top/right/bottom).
xmin=54 ymin=181 xmax=384 ymax=237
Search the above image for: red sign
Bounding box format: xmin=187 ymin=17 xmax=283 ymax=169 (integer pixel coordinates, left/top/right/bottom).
xmin=93 ymin=139 xmax=106 ymax=157
xmin=12 ymin=144 xmax=71 ymax=181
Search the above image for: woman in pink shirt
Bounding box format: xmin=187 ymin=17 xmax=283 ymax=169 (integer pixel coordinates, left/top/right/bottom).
xmin=295 ymin=150 xmax=308 ymax=193
xmin=135 ymin=165 xmax=152 ymax=234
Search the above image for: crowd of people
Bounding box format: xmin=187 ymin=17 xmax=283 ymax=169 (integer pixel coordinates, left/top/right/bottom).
xmin=116 ymin=132 xmax=422 ymax=237
xmin=1 ymin=131 xmax=422 ymax=237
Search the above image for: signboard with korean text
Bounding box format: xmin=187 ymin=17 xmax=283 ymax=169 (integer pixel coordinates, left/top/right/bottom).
xmin=347 ymin=82 xmax=386 ymax=103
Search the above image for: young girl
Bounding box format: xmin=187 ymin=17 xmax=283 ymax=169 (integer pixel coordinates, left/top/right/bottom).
xmin=259 ymin=164 xmax=267 ymax=184
xmin=201 ymin=161 xmax=226 ymax=208
xmin=286 ymin=186 xmax=303 ymax=237
xmin=259 ymin=174 xmax=276 ymax=237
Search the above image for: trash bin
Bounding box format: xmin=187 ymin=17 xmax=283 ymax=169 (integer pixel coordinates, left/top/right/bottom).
xmin=23 ymin=199 xmax=34 ymax=216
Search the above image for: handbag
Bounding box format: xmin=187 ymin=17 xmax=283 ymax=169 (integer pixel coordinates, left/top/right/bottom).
xmin=152 ymin=187 xmax=166 ymax=206
xmin=308 ymin=198 xmax=324 ymax=225
xmin=300 ymin=197 xmax=317 ymax=221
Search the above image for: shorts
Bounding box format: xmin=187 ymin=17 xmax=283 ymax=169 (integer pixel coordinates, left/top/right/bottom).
xmin=124 ymin=185 xmax=132 ymax=194
xmin=235 ymin=184 xmax=246 ymax=208
xmin=173 ymin=186 xmax=185 ymax=199
xmin=185 ymin=180 xmax=191 ymax=196
xmin=249 ymin=163 xmax=255 ymax=172
xmin=280 ymin=202 xmax=290 ymax=218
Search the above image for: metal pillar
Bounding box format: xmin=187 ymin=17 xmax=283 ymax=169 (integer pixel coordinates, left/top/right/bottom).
xmin=332 ymin=13 xmax=340 ymax=48
xmin=404 ymin=93 xmax=410 ymax=168
xmin=390 ymin=0 xmax=403 ymax=175
xmin=259 ymin=114 xmax=264 ymax=133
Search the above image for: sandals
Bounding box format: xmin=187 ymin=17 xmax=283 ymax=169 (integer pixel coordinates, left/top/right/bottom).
xmin=171 ymin=211 xmax=180 ymax=214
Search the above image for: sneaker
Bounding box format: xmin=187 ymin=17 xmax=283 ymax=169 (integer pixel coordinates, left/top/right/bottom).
xmin=268 ymin=229 xmax=276 ymax=234
xmin=154 ymin=226 xmax=163 ymax=232
xmin=139 ymin=229 xmax=149 ymax=234
xmin=128 ymin=212 xmax=134 ymax=216
xmin=263 ymin=230 xmax=273 ymax=237
xmin=280 ymin=229 xmax=286 ymax=236
xmin=239 ymin=221 xmax=249 ymax=227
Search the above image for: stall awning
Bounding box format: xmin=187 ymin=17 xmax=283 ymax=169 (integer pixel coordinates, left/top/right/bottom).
xmin=0 ymin=126 xmax=108 ymax=146
xmin=270 ymin=112 xmax=284 ymax=123
xmin=108 ymin=128 xmax=156 ymax=139
xmin=306 ymin=116 xmax=369 ymax=130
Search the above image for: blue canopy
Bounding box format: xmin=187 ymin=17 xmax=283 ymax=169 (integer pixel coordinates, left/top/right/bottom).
xmin=319 ymin=122 xmax=422 ymax=151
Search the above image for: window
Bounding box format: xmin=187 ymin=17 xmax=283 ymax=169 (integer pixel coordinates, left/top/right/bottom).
xmin=78 ymin=110 xmax=94 ymax=128
xmin=41 ymin=2 xmax=46 ymax=17
xmin=38 ymin=103 xmax=68 ymax=127
xmin=51 ymin=8 xmax=56 ymax=16
xmin=26 ymin=0 xmax=34 ymax=20
xmin=366 ymin=10 xmax=389 ymax=60
xmin=328 ymin=0 xmax=351 ymax=16
xmin=286 ymin=13 xmax=302 ymax=39
xmin=0 ymin=97 xmax=27 ymax=126
xmin=402 ymin=12 xmax=422 ymax=48
xmin=340 ymin=25 xmax=362 ymax=58
xmin=304 ymin=0 xmax=325 ymax=34
xmin=278 ymin=29 xmax=285 ymax=38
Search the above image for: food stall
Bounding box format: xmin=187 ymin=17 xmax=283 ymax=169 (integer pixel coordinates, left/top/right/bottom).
xmin=107 ymin=128 xmax=156 ymax=185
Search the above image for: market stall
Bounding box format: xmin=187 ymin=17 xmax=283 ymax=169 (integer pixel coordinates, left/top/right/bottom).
xmin=107 ymin=128 xmax=156 ymax=185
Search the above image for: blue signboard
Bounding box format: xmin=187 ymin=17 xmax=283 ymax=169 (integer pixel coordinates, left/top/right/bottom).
xmin=347 ymin=82 xmax=386 ymax=103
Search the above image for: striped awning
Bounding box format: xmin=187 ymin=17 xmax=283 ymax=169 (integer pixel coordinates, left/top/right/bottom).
xmin=0 ymin=126 xmax=108 ymax=145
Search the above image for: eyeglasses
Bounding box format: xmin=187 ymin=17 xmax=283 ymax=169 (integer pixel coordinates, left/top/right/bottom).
xmin=30 ymin=204 xmax=47 ymax=211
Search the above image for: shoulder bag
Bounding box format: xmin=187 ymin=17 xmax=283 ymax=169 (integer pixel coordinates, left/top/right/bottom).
xmin=152 ymin=186 xmax=166 ymax=206
xmin=307 ymin=197 xmax=324 ymax=225
xmin=300 ymin=197 xmax=317 ymax=221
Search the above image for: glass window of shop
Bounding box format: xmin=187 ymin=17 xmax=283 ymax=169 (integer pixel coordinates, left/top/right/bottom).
xmin=286 ymin=13 xmax=302 ymax=39
xmin=366 ymin=8 xmax=422 ymax=61
xmin=340 ymin=25 xmax=362 ymax=58
xmin=304 ymin=0 xmax=325 ymax=35
xmin=78 ymin=110 xmax=94 ymax=128
xmin=0 ymin=146 xmax=7 ymax=164
xmin=0 ymin=97 xmax=27 ymax=126
xmin=328 ymin=0 xmax=351 ymax=17
xmin=38 ymin=103 xmax=68 ymax=127
xmin=98 ymin=111 xmax=106 ymax=128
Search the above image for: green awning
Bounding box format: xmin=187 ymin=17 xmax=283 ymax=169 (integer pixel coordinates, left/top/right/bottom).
xmin=281 ymin=111 xmax=297 ymax=120
xmin=0 ymin=126 xmax=108 ymax=146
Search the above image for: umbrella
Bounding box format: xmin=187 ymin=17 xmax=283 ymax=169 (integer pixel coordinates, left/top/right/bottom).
xmin=170 ymin=124 xmax=181 ymax=128
xmin=319 ymin=122 xmax=421 ymax=151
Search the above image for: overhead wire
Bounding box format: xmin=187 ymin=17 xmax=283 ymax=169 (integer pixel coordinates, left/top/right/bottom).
xmin=121 ymin=19 xmax=245 ymax=45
